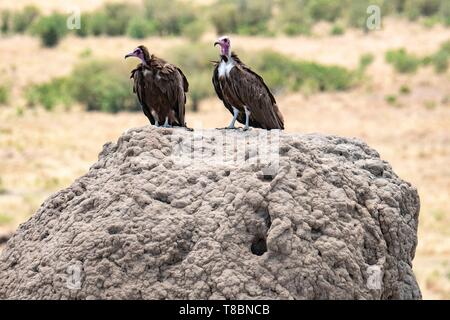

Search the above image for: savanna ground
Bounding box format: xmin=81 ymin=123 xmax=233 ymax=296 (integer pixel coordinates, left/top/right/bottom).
xmin=0 ymin=13 xmax=449 ymax=299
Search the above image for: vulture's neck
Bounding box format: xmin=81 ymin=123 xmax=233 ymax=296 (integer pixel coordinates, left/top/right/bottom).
xmin=140 ymin=54 xmax=153 ymax=67
xmin=220 ymin=54 xmax=233 ymax=63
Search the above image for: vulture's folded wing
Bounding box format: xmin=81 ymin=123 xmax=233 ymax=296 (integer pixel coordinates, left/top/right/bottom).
xmin=151 ymin=63 xmax=187 ymax=126
xmin=212 ymin=63 xmax=246 ymax=124
xmin=131 ymin=67 xmax=155 ymax=125
xmin=177 ymin=67 xmax=189 ymax=94
xmin=229 ymin=65 xmax=284 ymax=130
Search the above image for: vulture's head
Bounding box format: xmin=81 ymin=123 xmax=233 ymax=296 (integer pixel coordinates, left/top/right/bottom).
xmin=125 ymin=45 xmax=150 ymax=65
xmin=214 ymin=36 xmax=231 ymax=57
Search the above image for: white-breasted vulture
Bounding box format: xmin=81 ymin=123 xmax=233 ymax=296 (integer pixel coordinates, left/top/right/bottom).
xmin=212 ymin=36 xmax=284 ymax=130
xmin=125 ymin=45 xmax=189 ymax=128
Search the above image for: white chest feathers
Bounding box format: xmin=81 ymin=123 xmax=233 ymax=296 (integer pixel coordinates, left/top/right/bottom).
xmin=218 ymin=58 xmax=235 ymax=78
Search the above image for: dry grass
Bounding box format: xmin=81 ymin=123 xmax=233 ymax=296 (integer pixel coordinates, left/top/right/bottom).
xmin=0 ymin=18 xmax=449 ymax=299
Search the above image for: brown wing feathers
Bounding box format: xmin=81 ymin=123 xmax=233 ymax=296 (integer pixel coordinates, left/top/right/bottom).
xmin=129 ymin=46 xmax=284 ymax=130
xmin=212 ymin=52 xmax=284 ymax=130
xmin=130 ymin=52 xmax=188 ymax=127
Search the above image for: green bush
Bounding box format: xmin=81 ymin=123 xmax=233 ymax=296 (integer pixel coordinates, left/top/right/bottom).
xmin=100 ymin=3 xmax=135 ymax=36
xmin=182 ymin=20 xmax=206 ymax=41
xmin=236 ymin=0 xmax=273 ymax=35
xmin=26 ymin=59 xmax=139 ymax=113
xmin=1 ymin=10 xmax=11 ymax=34
xmin=385 ymin=94 xmax=398 ymax=105
xmin=211 ymin=0 xmax=272 ymax=36
xmin=81 ymin=3 xmax=135 ymax=37
xmin=386 ymin=48 xmax=421 ymax=73
xmin=440 ymin=0 xmax=450 ymax=25
xmin=26 ymin=78 xmax=72 ymax=110
xmin=69 ymin=59 xmax=138 ymax=112
xmin=251 ymin=50 xmax=355 ymax=93
xmin=210 ymin=2 xmax=239 ymax=34
xmin=383 ymin=0 xmax=408 ymax=14
xmin=31 ymin=14 xmax=68 ymax=47
xmin=76 ymin=4 xmax=132 ymax=36
xmin=74 ymin=13 xmax=90 ymax=37
xmin=359 ymin=53 xmax=375 ymax=70
xmin=144 ymin=0 xmax=196 ymax=35
xmin=188 ymin=72 xmax=212 ymax=112
xmin=422 ymin=15 xmax=440 ymax=28
xmin=86 ymin=12 xmax=107 ymax=36
xmin=307 ymin=0 xmax=343 ymax=22
xmin=356 ymin=53 xmax=375 ymax=79
xmin=276 ymin=0 xmax=312 ymax=36
xmin=404 ymin=0 xmax=441 ymax=20
xmin=428 ymin=40 xmax=450 ymax=73
xmin=430 ymin=50 xmax=449 ymax=73
xmin=12 ymin=5 xmax=40 ymax=33
xmin=169 ymin=44 xmax=216 ymax=111
xmin=400 ymin=84 xmax=411 ymax=94
xmin=0 ymin=84 xmax=10 ymax=105
xmin=347 ymin=0 xmax=385 ymax=31
xmin=127 ymin=16 xmax=158 ymax=39
xmin=330 ymin=24 xmax=345 ymax=36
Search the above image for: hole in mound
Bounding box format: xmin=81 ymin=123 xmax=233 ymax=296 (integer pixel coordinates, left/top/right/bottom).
xmin=251 ymin=236 xmax=267 ymax=256
xmin=154 ymin=193 xmax=170 ymax=204
xmin=311 ymin=227 xmax=322 ymax=241
xmin=107 ymin=225 xmax=123 ymax=235
xmin=258 ymin=174 xmax=273 ymax=181
xmin=40 ymin=231 xmax=49 ymax=240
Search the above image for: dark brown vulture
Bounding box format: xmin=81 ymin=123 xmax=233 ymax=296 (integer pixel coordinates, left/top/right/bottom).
xmin=125 ymin=45 xmax=189 ymax=127
xmin=212 ymin=36 xmax=284 ymax=130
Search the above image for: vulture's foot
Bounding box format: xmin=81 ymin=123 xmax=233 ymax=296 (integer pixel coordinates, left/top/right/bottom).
xmin=216 ymin=126 xmax=238 ymax=130
xmin=162 ymin=117 xmax=172 ymax=128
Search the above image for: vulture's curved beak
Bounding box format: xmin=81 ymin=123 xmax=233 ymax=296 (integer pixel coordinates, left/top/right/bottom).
xmin=214 ymin=41 xmax=220 ymax=47
xmin=124 ymin=53 xmax=134 ymax=59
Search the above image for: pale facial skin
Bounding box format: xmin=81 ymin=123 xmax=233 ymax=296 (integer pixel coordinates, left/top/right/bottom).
xmin=125 ymin=47 xmax=146 ymax=65
xmin=214 ymin=36 xmax=231 ymax=57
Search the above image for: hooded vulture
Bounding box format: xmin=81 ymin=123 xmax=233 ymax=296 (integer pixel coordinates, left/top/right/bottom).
xmin=212 ymin=36 xmax=284 ymax=130
xmin=125 ymin=45 xmax=189 ymax=127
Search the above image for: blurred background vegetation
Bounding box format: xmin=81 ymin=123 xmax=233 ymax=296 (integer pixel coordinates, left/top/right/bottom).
xmin=0 ymin=0 xmax=449 ymax=113
xmin=0 ymin=0 xmax=449 ymax=299
xmin=2 ymin=0 xmax=450 ymax=44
